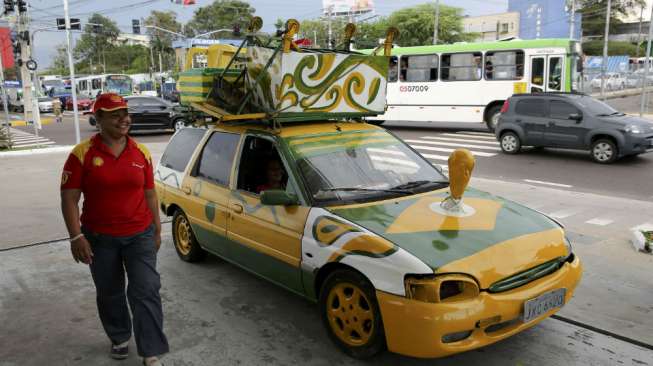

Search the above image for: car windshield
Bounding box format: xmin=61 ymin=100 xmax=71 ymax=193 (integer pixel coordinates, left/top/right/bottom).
xmin=576 ymin=97 xmax=620 ymax=116
xmin=105 ymin=75 xmax=132 ymax=95
xmin=287 ymin=128 xmax=448 ymax=205
xmin=38 ymin=97 xmax=51 ymax=102
xmin=51 ymin=86 xmax=70 ymax=95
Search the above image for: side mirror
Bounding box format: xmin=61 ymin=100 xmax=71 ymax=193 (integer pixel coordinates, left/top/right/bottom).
xmin=260 ymin=190 xmax=299 ymax=206
xmin=569 ymin=113 xmax=583 ymax=121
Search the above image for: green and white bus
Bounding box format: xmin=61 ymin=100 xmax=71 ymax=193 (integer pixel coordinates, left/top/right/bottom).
xmin=365 ymin=38 xmax=583 ymax=130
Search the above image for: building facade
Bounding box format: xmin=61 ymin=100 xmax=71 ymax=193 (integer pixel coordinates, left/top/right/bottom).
xmin=463 ymin=12 xmax=520 ymax=42
xmin=508 ymin=0 xmax=582 ymax=40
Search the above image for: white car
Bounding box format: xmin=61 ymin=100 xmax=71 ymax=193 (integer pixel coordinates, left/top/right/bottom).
xmin=38 ymin=97 xmax=54 ymax=113
xmin=591 ymin=72 xmax=626 ymax=91
xmin=626 ymin=70 xmax=653 ymax=88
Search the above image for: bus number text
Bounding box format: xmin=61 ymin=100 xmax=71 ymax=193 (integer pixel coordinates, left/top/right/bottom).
xmin=399 ymin=85 xmax=429 ymax=93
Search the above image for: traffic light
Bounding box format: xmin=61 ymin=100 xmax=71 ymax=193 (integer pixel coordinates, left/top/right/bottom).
xmin=19 ymin=30 xmax=28 ymax=45
xmin=16 ymin=0 xmax=25 ymax=13
xmin=3 ymin=0 xmax=14 ymax=15
xmin=56 ymin=18 xmax=81 ymax=30
xmin=132 ymin=19 xmax=140 ymax=34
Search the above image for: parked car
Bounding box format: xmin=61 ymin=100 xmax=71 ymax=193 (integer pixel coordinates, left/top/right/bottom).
xmin=496 ymin=92 xmax=653 ymax=163
xmin=626 ymin=69 xmax=653 ymax=88
xmin=66 ymin=96 xmax=93 ymax=111
xmin=37 ymin=97 xmax=54 ymax=113
xmin=88 ymin=96 xmax=188 ymax=131
xmin=590 ymin=72 xmax=626 ymax=91
xmin=155 ymin=123 xmax=582 ymax=359
xmin=48 ymin=85 xmax=72 ymax=106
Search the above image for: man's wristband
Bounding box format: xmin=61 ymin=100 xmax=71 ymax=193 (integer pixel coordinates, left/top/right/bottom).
xmin=70 ymin=233 xmax=85 ymax=242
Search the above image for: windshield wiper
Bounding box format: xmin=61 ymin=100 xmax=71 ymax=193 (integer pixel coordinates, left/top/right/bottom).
xmin=391 ymin=180 xmax=449 ymax=191
xmin=319 ymin=187 xmax=413 ymax=195
xmin=597 ymin=111 xmax=623 ymax=117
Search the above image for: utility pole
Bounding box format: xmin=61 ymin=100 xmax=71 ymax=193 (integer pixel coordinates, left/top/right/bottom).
xmin=0 ymin=49 xmax=13 ymax=148
xmin=600 ymin=0 xmax=611 ymax=101
xmin=636 ymin=4 xmax=644 ymax=59
xmin=15 ymin=0 xmax=37 ymax=134
xmin=63 ymin=0 xmax=81 ymax=144
xmin=433 ymin=0 xmax=440 ymax=45
xmin=25 ymin=0 xmax=41 ymax=136
xmin=568 ymin=0 xmax=576 ymax=39
xmin=639 ymin=4 xmax=653 ymax=116
xmin=327 ymin=5 xmax=333 ymax=49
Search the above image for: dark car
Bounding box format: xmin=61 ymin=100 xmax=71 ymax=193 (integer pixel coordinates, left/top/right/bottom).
xmin=496 ymin=93 xmax=653 ymax=163
xmin=89 ymin=96 xmax=189 ymax=131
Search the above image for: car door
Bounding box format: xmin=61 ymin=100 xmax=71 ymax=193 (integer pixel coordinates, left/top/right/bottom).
xmin=126 ymin=98 xmax=143 ymax=127
xmin=545 ymin=99 xmax=587 ymax=148
xmin=515 ymin=98 xmax=548 ymax=145
xmin=180 ymin=131 xmax=242 ymax=256
xmin=226 ymin=134 xmax=309 ymax=294
xmin=140 ymin=98 xmax=171 ymax=128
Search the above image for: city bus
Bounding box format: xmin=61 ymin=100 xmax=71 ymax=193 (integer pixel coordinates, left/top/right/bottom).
xmin=364 ymin=38 xmax=582 ymax=130
xmin=75 ymin=74 xmax=133 ymax=99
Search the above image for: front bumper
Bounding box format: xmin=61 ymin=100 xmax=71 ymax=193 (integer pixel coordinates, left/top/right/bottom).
xmin=622 ymin=134 xmax=653 ymax=155
xmin=377 ymin=254 xmax=582 ymax=358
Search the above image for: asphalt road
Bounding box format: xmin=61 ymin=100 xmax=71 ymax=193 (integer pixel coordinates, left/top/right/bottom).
xmin=11 ymin=96 xmax=653 ymax=201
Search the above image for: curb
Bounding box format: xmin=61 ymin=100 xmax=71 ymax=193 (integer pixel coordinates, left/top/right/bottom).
xmin=5 ymin=118 xmax=55 ymax=127
xmin=0 ymin=145 xmax=73 ymax=157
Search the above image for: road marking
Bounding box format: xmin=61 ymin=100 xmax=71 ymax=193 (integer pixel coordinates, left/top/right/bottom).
xmin=417 ymin=152 xmax=449 ymax=161
xmin=404 ymin=139 xmax=501 ymax=151
xmin=548 ymin=209 xmax=580 ymax=219
xmin=586 ymin=218 xmax=614 ymax=226
xmin=523 ymin=179 xmax=573 ymax=188
xmin=441 ymin=133 xmax=498 ymax=141
xmin=410 ymin=144 xmax=497 ymax=157
xmin=422 ymin=136 xmax=500 ymax=145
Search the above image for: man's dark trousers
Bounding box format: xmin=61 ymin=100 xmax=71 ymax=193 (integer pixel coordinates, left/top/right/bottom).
xmin=83 ymin=224 xmax=169 ymax=358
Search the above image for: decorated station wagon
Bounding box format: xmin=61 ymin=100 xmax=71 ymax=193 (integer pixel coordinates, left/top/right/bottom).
xmin=155 ymin=19 xmax=582 ymax=359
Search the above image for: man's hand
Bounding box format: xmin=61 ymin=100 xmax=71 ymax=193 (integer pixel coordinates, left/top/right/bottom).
xmin=71 ymin=236 xmax=93 ymax=264
xmin=154 ymin=230 xmax=162 ymax=252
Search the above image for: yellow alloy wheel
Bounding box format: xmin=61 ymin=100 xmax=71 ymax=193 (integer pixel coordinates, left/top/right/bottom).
xmin=326 ymin=282 xmax=375 ymax=347
xmin=174 ymin=214 xmax=192 ymax=256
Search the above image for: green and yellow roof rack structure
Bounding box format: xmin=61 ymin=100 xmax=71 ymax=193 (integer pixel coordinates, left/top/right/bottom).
xmin=178 ymin=17 xmax=399 ymax=125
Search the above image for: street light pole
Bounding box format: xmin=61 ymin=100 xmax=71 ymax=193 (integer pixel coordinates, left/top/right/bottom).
xmin=0 ymin=49 xmax=13 ymax=148
xmin=569 ymin=0 xmax=576 ymax=39
xmin=63 ymin=0 xmax=81 ymax=144
xmin=639 ymin=4 xmax=653 ymax=116
xmin=433 ymin=0 xmax=440 ymax=45
xmin=600 ymin=0 xmax=611 ymax=101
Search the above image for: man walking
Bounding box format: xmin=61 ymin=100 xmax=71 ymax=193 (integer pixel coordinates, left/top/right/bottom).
xmin=60 ymin=93 xmax=168 ymax=366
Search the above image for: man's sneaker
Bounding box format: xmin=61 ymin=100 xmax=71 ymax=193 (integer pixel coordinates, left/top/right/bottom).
xmin=110 ymin=342 xmax=129 ymax=360
xmin=143 ymin=356 xmax=163 ymax=366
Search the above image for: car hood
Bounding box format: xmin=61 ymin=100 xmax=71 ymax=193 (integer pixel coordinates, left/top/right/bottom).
xmin=601 ymin=115 xmax=653 ymax=131
xmin=328 ymin=188 xmax=567 ymax=288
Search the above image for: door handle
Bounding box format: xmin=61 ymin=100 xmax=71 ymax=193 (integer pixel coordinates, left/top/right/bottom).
xmin=181 ymin=186 xmax=191 ymax=195
xmin=231 ymin=203 xmax=243 ymax=214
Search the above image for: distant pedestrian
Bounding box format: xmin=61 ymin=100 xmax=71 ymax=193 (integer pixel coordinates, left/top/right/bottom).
xmin=52 ymin=98 xmax=63 ymax=123
xmin=60 ymin=93 xmax=168 ymax=366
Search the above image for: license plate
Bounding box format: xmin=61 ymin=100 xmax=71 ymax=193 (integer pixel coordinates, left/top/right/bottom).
xmin=523 ymin=288 xmax=566 ymax=323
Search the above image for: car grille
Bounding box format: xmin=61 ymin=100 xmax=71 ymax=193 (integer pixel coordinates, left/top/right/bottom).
xmin=487 ymin=254 xmax=573 ymax=293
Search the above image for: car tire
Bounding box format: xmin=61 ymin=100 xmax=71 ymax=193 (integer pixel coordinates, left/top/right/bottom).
xmin=591 ymin=138 xmax=618 ymax=164
xmin=319 ymin=269 xmax=386 ymax=359
xmin=485 ymin=105 xmax=502 ymax=132
xmin=172 ymin=209 xmax=207 ymax=262
xmin=500 ymin=131 xmax=521 ymax=154
xmin=172 ymin=118 xmax=187 ymax=131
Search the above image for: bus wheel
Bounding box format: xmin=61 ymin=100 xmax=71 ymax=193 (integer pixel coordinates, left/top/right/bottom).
xmin=485 ymin=105 xmax=501 ymax=132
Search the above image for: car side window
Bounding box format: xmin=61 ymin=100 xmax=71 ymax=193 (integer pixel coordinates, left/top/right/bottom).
xmin=236 ymin=136 xmax=291 ymax=196
xmin=194 ymin=132 xmax=241 ymax=187
xmin=160 ymin=128 xmax=206 ymax=172
xmin=549 ymin=100 xmax=579 ymax=119
xmin=515 ymin=99 xmax=547 ymax=117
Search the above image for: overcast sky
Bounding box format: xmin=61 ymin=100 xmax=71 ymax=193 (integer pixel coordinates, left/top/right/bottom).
xmin=27 ymin=0 xmax=508 ymax=69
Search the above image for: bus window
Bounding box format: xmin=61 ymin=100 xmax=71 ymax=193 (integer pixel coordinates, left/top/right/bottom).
xmin=548 ymin=57 xmax=563 ymax=91
xmin=388 ymin=56 xmax=398 ymax=83
xmin=531 ymin=57 xmax=545 ymax=92
xmin=441 ymin=52 xmax=482 ymax=81
xmin=91 ymin=78 xmax=102 ymax=90
xmin=402 ymin=54 xmax=438 ymax=82
xmin=485 ymin=50 xmax=524 ymax=80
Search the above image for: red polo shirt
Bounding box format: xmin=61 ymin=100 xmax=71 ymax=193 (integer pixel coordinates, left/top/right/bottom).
xmin=61 ymin=134 xmax=154 ymax=236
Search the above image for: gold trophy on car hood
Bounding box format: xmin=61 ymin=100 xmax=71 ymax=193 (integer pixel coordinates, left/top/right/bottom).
xmin=439 ymin=149 xmax=475 ymax=215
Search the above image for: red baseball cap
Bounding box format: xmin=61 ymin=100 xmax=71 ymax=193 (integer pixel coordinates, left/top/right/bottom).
xmin=93 ymin=93 xmax=128 ymax=114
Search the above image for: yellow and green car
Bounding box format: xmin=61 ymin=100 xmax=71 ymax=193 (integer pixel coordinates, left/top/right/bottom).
xmin=154 ymin=121 xmax=582 ymax=359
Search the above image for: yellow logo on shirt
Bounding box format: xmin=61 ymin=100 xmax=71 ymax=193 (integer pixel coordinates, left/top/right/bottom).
xmin=61 ymin=170 xmax=70 ymax=185
xmin=93 ymin=156 xmax=104 ymax=167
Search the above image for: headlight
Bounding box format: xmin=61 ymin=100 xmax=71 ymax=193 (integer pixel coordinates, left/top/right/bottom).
xmin=625 ymin=124 xmax=642 ymax=134
xmin=404 ymin=274 xmax=479 ymax=303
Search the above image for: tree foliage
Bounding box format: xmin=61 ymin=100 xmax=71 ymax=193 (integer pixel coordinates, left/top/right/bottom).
xmin=185 ymin=0 xmax=255 ymax=38
xmin=144 ymin=11 xmax=182 ymax=71
xmin=73 ymin=13 xmax=120 ymax=71
xmin=579 ymin=0 xmax=646 ymax=36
